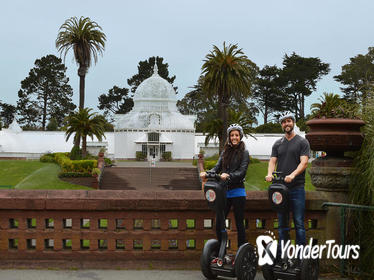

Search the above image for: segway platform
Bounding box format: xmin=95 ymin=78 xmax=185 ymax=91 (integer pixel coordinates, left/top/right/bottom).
xmin=201 ymin=172 xmax=257 ymax=280
xmin=262 ymin=172 xmax=319 ymax=280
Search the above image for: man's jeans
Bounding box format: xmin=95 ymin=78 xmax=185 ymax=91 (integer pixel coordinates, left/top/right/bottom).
xmin=277 ymin=186 xmax=306 ymax=256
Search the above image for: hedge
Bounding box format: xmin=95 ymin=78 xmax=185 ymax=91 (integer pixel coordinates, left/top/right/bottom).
xmin=40 ymin=152 xmax=97 ymax=177
xmin=161 ymin=151 xmax=172 ymax=161
xmin=40 ymin=153 xmax=55 ymax=163
xmin=136 ymin=151 xmax=147 ymax=161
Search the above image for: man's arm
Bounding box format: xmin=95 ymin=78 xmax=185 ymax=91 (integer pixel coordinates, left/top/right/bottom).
xmin=284 ymin=155 xmax=309 ymax=183
xmin=265 ymin=157 xmax=277 ymax=182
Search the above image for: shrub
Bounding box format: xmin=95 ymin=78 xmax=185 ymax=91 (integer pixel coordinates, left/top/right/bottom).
xmin=70 ymin=145 xmax=82 ymax=160
xmin=162 ymin=151 xmax=172 ymax=161
xmin=71 ymin=160 xmax=97 ymax=173
xmin=40 ymin=153 xmax=55 ymax=163
xmin=254 ymin=122 xmax=282 ymax=133
xmin=136 ymin=151 xmax=146 ymax=161
xmin=91 ymin=168 xmax=101 ymax=176
xmin=58 ymin=172 xmax=92 ymax=178
xmin=55 ymin=153 xmax=97 ymax=174
xmin=249 ymin=156 xmax=261 ymax=164
xmin=55 ymin=153 xmax=73 ymax=172
xmin=104 ymin=158 xmax=112 ymax=165
xmin=296 ymin=118 xmax=309 ymax=133
xmin=46 ymin=118 xmax=58 ymax=131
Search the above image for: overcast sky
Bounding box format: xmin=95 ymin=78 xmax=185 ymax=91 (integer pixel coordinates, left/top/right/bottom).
xmin=1 ymin=0 xmax=373 ymax=123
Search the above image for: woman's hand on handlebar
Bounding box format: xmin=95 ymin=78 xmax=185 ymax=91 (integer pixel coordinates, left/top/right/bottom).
xmin=200 ymin=172 xmax=207 ymax=179
xmin=220 ymin=173 xmax=230 ymax=181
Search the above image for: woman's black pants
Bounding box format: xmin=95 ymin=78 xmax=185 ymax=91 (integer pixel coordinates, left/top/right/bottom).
xmin=215 ymin=196 xmax=247 ymax=248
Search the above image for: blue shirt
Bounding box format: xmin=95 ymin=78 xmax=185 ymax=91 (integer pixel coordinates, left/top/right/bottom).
xmin=227 ymin=187 xmax=246 ymax=198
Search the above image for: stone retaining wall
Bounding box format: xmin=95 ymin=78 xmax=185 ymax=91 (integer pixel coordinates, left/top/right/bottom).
xmin=0 ymin=190 xmax=327 ymax=268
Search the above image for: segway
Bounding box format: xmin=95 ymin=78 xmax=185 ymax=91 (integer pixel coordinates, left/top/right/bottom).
xmin=200 ymin=171 xmax=257 ymax=280
xmin=262 ymin=172 xmax=319 ymax=280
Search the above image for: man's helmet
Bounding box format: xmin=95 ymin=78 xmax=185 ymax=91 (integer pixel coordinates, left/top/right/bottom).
xmin=227 ymin=123 xmax=244 ymax=139
xmin=279 ymin=112 xmax=296 ymax=124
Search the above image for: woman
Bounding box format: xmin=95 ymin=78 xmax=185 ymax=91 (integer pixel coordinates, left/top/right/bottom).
xmin=200 ymin=123 xmax=249 ymax=247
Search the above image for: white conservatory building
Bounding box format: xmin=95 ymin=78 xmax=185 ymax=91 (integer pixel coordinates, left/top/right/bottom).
xmin=113 ymin=64 xmax=196 ymax=160
xmin=0 ymin=63 xmax=307 ymax=161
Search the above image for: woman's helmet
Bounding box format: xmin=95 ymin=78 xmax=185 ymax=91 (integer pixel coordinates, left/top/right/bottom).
xmin=227 ymin=123 xmax=244 ymax=139
xmin=279 ymin=112 xmax=296 ymax=124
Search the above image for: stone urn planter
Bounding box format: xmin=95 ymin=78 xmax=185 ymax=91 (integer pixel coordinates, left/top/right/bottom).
xmin=305 ymin=118 xmax=365 ymax=157
xmin=306 ymin=118 xmax=365 ymax=192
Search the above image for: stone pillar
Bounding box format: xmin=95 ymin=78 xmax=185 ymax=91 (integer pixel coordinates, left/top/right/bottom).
xmin=306 ymin=118 xmax=365 ymax=245
xmin=308 ymin=156 xmax=353 ymax=243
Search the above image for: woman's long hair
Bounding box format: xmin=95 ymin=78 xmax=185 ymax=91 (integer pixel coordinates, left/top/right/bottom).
xmin=222 ymin=138 xmax=245 ymax=172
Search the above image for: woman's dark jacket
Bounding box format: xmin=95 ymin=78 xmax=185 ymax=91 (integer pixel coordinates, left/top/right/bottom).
xmin=210 ymin=149 xmax=250 ymax=189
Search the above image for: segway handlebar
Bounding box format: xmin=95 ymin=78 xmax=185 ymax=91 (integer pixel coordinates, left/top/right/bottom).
xmin=205 ymin=171 xmax=223 ymax=181
xmin=271 ymin=171 xmax=284 ymax=183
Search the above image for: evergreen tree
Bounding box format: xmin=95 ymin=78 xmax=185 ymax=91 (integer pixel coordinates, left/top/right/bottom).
xmin=252 ymin=65 xmax=287 ymax=124
xmin=0 ymin=101 xmax=16 ymax=128
xmin=17 ymin=54 xmax=76 ymax=129
xmin=98 ymin=86 xmax=134 ymax=120
xmin=334 ymin=47 xmax=374 ymax=104
xmin=280 ymin=52 xmax=330 ymax=120
xmin=127 ymin=56 xmax=177 ymax=93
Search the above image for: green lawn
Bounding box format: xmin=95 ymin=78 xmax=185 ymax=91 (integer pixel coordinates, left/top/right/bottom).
xmin=0 ymin=160 xmax=90 ymax=190
xmin=245 ymin=161 xmax=314 ymax=191
xmin=0 ymin=159 xmax=314 ymax=191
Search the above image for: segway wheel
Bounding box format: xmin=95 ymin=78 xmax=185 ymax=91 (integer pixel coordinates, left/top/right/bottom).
xmin=261 ymin=264 xmax=275 ymax=280
xmin=200 ymin=239 xmax=219 ymax=279
xmin=300 ymin=258 xmax=319 ymax=280
xmin=234 ymin=244 xmax=257 ymax=280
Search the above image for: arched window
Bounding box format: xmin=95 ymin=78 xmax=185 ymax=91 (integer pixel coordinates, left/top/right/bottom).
xmin=148 ymin=132 xmax=159 ymax=142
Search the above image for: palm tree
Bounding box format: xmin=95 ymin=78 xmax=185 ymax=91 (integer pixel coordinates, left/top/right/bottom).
xmin=202 ymin=109 xmax=256 ymax=147
xmin=310 ymin=93 xmax=342 ymax=118
xmin=56 ymin=16 xmax=106 ymax=110
xmin=64 ymin=108 xmax=106 ymax=158
xmin=202 ymin=42 xmax=254 ymax=152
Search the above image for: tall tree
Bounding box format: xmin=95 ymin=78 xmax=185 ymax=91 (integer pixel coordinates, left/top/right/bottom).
xmin=178 ymin=75 xmax=258 ymax=133
xmin=177 ymin=76 xmax=216 ymax=131
xmin=98 ymin=86 xmax=134 ymax=120
xmin=64 ymin=108 xmax=106 ymax=158
xmin=17 ymin=55 xmax=76 ymax=130
xmin=202 ymin=42 xmax=255 ymax=152
xmin=0 ymin=102 xmax=16 ymax=128
xmin=252 ymin=65 xmax=287 ymax=124
xmin=280 ymin=52 xmax=330 ymax=120
xmin=334 ymin=47 xmax=374 ymax=103
xmin=56 ymin=16 xmax=106 ymax=110
xmin=127 ymin=56 xmax=177 ymax=93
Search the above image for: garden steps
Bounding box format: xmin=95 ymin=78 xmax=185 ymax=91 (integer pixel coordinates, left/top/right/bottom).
xmin=100 ymin=167 xmax=201 ymax=191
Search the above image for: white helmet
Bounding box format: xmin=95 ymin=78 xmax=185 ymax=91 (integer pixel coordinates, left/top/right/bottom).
xmin=227 ymin=123 xmax=243 ymax=139
xmin=279 ymin=112 xmax=296 ymax=124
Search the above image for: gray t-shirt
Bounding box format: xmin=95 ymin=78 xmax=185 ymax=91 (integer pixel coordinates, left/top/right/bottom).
xmin=271 ymin=134 xmax=310 ymax=188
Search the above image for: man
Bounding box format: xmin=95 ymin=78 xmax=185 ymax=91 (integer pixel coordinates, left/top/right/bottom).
xmin=265 ymin=112 xmax=310 ymax=257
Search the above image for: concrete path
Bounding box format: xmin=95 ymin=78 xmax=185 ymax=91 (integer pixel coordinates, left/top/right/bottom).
xmin=114 ymin=161 xmax=195 ymax=168
xmin=0 ymin=270 xmax=346 ymax=280
xmin=0 ymin=269 xmax=251 ymax=280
